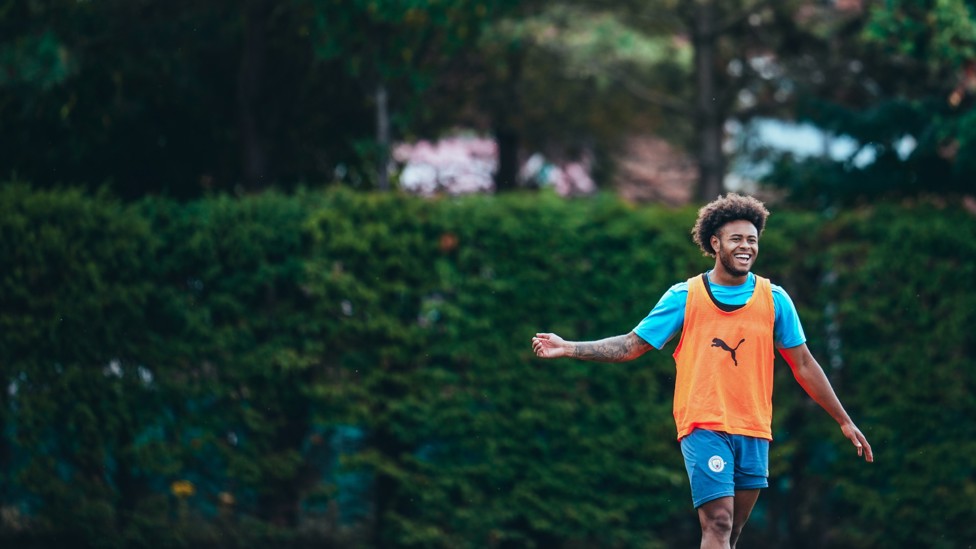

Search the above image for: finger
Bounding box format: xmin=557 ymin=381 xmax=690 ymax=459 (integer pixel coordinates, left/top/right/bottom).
xmin=535 ymin=333 xmax=551 ymax=339
xmin=851 ymin=431 xmax=873 ymax=462
xmin=861 ymin=437 xmax=874 ymax=463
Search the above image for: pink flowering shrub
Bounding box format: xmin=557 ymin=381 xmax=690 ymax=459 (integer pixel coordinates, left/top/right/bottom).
xmin=393 ymin=134 xmax=595 ymax=196
xmin=393 ymin=136 xmax=498 ymax=196
xmin=519 ymin=152 xmax=595 ymax=196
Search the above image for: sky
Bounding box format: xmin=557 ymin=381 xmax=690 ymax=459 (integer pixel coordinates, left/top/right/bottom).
xmin=726 ymin=117 xmax=918 ymax=190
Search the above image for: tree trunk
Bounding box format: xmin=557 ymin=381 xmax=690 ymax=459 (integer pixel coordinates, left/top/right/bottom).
xmin=494 ymin=48 xmax=523 ymax=192
xmin=238 ymin=0 xmax=272 ymax=191
xmin=494 ymin=128 xmax=519 ymax=192
xmin=692 ymin=0 xmax=726 ymax=202
xmin=376 ymin=83 xmax=391 ymax=191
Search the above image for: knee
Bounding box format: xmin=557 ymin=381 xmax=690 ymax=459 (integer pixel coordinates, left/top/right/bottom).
xmin=700 ymin=506 xmax=734 ymax=538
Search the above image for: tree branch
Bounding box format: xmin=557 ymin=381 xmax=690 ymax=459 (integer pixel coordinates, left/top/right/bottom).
xmin=611 ymin=69 xmax=693 ymax=115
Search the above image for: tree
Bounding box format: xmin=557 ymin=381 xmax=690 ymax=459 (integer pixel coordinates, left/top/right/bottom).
xmin=760 ymin=0 xmax=976 ymax=205
xmin=301 ymin=0 xmax=523 ymax=191
xmin=665 ymin=0 xmax=836 ymax=201
xmin=0 ymin=0 xmax=373 ymax=197
xmin=429 ymin=0 xmax=849 ymax=200
xmin=418 ymin=2 xmax=689 ymax=192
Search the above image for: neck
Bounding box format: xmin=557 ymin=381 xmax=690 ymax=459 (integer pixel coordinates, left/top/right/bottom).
xmin=709 ymin=264 xmax=749 ymax=286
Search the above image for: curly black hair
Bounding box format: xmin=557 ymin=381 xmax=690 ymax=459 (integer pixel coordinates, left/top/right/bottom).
xmin=691 ymin=193 xmax=770 ymax=257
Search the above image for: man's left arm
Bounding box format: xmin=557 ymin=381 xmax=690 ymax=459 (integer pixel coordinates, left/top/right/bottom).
xmin=779 ymin=344 xmax=875 ymax=463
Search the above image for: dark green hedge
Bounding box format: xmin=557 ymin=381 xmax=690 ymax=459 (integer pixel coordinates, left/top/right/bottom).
xmin=2 ymin=184 xmax=974 ymax=548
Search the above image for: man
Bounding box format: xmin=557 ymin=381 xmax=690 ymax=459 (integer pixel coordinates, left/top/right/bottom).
xmin=531 ymin=193 xmax=873 ymax=549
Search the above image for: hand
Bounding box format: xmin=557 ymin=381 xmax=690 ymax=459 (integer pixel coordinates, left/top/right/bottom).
xmin=841 ymin=422 xmax=874 ymax=463
xmin=532 ymin=333 xmax=568 ymax=359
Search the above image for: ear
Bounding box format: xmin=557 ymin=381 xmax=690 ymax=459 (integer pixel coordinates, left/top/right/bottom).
xmin=709 ymin=234 xmax=720 ymax=254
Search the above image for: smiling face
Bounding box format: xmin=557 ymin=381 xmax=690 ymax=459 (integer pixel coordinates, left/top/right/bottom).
xmin=710 ymin=219 xmax=759 ymax=280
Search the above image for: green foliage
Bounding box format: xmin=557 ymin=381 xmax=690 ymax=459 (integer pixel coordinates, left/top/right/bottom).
xmin=305 ymin=0 xmax=514 ymax=83
xmin=0 ymin=30 xmax=76 ymax=90
xmin=469 ymin=4 xmax=690 ymax=153
xmin=813 ymin=204 xmax=976 ymax=548
xmin=769 ymin=0 xmax=976 ymax=205
xmin=301 ymin=0 xmax=523 ymax=150
xmin=8 ymin=0 xmax=976 ymax=204
xmin=862 ymin=0 xmax=976 ymax=69
xmin=0 ymin=0 xmax=373 ymax=197
xmin=0 ymin=184 xmax=165 ymax=547
xmin=3 ymin=185 xmax=975 ymax=547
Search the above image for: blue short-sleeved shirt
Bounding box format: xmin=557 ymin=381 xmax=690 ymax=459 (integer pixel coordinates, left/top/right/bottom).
xmin=633 ymin=271 xmax=806 ymax=350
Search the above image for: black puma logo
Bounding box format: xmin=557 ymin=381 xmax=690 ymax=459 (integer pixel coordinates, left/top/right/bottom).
xmin=711 ymin=337 xmax=745 ymax=366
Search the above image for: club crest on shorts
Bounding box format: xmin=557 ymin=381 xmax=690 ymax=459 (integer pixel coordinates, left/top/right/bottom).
xmin=708 ymin=455 xmax=725 ymax=473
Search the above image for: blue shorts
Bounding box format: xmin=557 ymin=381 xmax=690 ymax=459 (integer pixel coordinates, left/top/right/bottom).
xmin=679 ymin=429 xmax=770 ymax=508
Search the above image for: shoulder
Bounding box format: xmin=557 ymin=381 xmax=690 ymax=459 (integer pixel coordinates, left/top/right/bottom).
xmin=670 ymin=281 xmax=690 ymax=294
xmin=664 ymin=280 xmax=692 ymax=302
xmin=650 ymin=281 xmax=689 ymax=311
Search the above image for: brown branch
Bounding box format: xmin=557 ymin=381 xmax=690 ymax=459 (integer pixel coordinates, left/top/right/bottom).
xmin=611 ymin=69 xmax=693 ymax=115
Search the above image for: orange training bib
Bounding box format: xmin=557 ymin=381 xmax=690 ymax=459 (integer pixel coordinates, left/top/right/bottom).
xmin=671 ymin=275 xmax=776 ymax=440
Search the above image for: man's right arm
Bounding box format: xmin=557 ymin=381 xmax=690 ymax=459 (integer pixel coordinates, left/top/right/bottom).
xmin=532 ymin=282 xmax=683 ymax=363
xmin=532 ymin=332 xmax=652 ymax=362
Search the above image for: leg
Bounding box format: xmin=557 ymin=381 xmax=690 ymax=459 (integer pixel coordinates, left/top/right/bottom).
xmin=681 ymin=430 xmax=737 ymax=548
xmin=730 ymin=489 xmax=760 ymax=548
xmin=698 ymin=496 xmax=734 ymax=549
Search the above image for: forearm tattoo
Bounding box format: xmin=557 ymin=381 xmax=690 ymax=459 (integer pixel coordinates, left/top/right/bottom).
xmin=572 ymin=333 xmax=651 ymax=362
